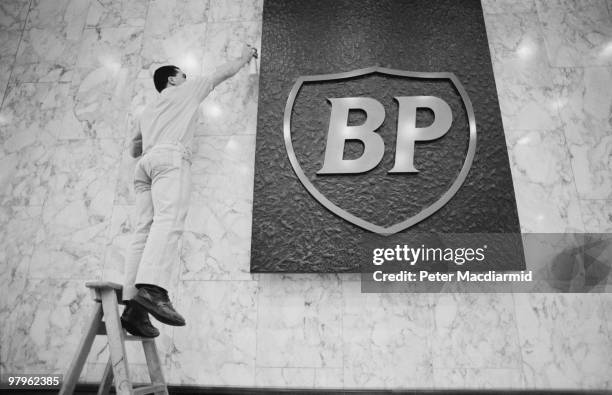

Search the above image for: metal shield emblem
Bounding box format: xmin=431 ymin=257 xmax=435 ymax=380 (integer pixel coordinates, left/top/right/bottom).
xmin=284 ymin=66 xmax=477 ymax=236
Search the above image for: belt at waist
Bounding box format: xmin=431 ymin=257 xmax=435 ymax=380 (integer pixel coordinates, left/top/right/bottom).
xmin=145 ymin=142 xmax=192 ymax=160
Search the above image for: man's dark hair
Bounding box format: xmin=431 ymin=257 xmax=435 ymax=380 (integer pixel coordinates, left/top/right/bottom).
xmin=153 ymin=65 xmax=179 ymax=93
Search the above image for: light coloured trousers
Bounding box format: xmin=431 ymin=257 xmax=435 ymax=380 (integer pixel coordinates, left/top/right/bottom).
xmin=123 ymin=143 xmax=192 ymax=302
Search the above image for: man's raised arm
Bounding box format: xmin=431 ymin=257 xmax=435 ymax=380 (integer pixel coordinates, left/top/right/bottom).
xmin=210 ymin=44 xmax=257 ymax=89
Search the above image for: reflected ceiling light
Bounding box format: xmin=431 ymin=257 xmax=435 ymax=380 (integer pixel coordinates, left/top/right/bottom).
xmin=179 ymin=52 xmax=199 ymax=75
xmin=517 ymin=135 xmax=532 ymax=145
xmin=201 ymin=102 xmax=222 ymax=119
xmin=225 ymin=138 xmax=239 ymax=153
xmin=238 ymin=164 xmax=250 ymax=174
xmin=600 ymin=41 xmax=612 ymax=59
xmin=516 ymin=39 xmax=535 ymax=60
xmin=551 ymin=98 xmax=567 ymax=111
xmin=98 ymin=55 xmax=121 ymax=74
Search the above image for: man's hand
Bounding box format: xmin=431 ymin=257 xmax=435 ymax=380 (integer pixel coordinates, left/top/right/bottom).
xmin=241 ymin=44 xmax=258 ymax=63
xmin=211 ymin=44 xmax=259 ymax=89
xmin=130 ymin=132 xmax=143 ymax=158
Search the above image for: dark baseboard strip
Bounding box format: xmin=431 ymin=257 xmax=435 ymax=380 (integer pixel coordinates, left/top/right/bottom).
xmin=6 ymin=384 xmax=610 ymax=394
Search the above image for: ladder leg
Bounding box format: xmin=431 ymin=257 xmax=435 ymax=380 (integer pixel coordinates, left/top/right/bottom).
xmin=142 ymin=339 xmax=169 ymax=395
xmin=60 ymin=303 xmax=103 ymax=395
xmin=100 ymin=288 xmax=133 ymax=395
xmin=97 ymin=358 xmax=114 ymax=395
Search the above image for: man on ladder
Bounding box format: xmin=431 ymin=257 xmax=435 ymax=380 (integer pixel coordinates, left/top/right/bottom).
xmin=122 ymin=44 xmax=258 ymax=337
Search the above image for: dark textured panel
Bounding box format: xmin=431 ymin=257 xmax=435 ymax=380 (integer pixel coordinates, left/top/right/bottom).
xmin=251 ymin=0 xmax=523 ymax=272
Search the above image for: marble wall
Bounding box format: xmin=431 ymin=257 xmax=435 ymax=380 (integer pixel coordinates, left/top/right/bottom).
xmin=0 ymin=0 xmax=611 ymax=390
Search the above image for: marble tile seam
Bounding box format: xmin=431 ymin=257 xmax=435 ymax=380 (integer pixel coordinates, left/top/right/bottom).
xmin=254 ymin=265 xmax=262 ymax=377
xmin=0 ymin=1 xmax=31 ymax=110
xmin=484 ymin=11 xmax=538 ymax=16
xmin=179 ymin=279 xmax=259 ymax=282
xmin=139 ymin=0 xmax=151 ymax=56
xmin=554 ymin=96 xmax=588 ymax=231
xmin=205 ymin=17 xmax=264 ymax=23
xmin=535 ymin=1 xmax=612 ymax=68
xmin=193 ymin=133 xmax=257 ymax=137
xmin=254 ymin=365 xmax=337 ymax=370
xmin=532 ymin=7 xmax=555 ymax=71
xmin=0 ymin=203 xmax=45 ymax=208
xmin=26 ymin=274 xmax=103 ymax=280
xmin=20 ymin=137 xmax=130 ymax=141
xmin=0 ymin=0 xmax=32 ymax=32
xmin=340 ymin=270 xmax=346 ymax=378
xmin=598 ymin=294 xmax=612 ymax=343
xmin=509 ymin=293 xmax=529 ymax=388
xmin=22 ymin=1 xmax=91 ymax=42
xmin=546 ymin=64 xmax=612 ymax=70
xmin=503 ymin=127 xmax=567 ymax=133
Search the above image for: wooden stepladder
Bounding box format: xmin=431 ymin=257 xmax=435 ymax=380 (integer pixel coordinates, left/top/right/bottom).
xmin=60 ymin=282 xmax=169 ymax=395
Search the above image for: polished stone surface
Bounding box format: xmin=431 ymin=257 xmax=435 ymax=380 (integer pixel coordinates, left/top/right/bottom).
xmin=257 ymin=274 xmax=343 ymax=369
xmin=506 ymin=128 xmax=585 ymax=232
xmin=0 ymin=0 xmax=611 ymax=390
xmin=514 ymin=294 xmax=612 ymax=388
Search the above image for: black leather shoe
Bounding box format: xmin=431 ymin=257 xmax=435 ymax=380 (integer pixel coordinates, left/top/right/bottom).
xmin=120 ymin=302 xmax=160 ymax=338
xmin=132 ymin=285 xmax=186 ymax=326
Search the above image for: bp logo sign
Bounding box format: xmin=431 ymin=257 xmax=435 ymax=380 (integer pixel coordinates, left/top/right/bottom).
xmin=284 ymin=66 xmax=477 ymax=236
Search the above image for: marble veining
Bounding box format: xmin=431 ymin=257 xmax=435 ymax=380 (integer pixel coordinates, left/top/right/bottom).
xmin=486 ymin=12 xmax=553 ymax=88
xmin=0 ymin=205 xmax=42 ymax=313
xmin=197 ymin=21 xmax=261 ymax=136
xmin=257 ymin=274 xmax=343 ymax=369
xmin=85 ymin=0 xmax=148 ymax=29
xmin=0 ymin=82 xmax=71 ymax=206
xmin=146 ymin=0 xmax=210 ymax=33
xmin=486 ymin=12 xmax=564 ymax=131
xmin=141 ymin=22 xmax=208 ymax=76
xmin=431 ymin=294 xmax=522 ymax=370
xmin=208 ymin=0 xmax=263 ymax=23
xmin=536 ymin=0 xmax=612 ymax=67
xmin=0 ymin=30 xmax=21 ymax=102
xmin=28 ymin=139 xmax=121 ymax=279
xmin=514 ymin=294 xmax=612 ymax=388
xmin=580 ymin=200 xmax=612 ymax=232
xmin=71 ymin=66 xmax=137 ymax=139
xmin=181 ymin=135 xmax=255 ymax=281
xmin=13 ymin=0 xmax=89 ymax=84
xmin=433 ymin=368 xmax=524 ymax=389
xmin=481 ymin=0 xmax=536 ymax=14
xmin=169 ymin=281 xmax=259 ymax=386
xmin=0 ymin=279 xmax=92 ymax=374
xmin=101 ymin=204 xmax=136 ymax=285
xmin=0 ymin=0 xmax=31 ymax=31
xmin=552 ymin=67 xmax=612 ymax=199
xmin=255 ymin=367 xmax=316 ymax=388
xmin=342 ymin=281 xmax=434 ymax=388
xmin=76 ymin=27 xmax=143 ymax=70
xmin=506 ymin=128 xmax=585 ymax=232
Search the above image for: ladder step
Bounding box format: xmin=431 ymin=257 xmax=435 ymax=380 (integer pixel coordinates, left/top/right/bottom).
xmin=133 ymin=384 xmax=167 ymax=395
xmin=85 ymin=281 xmax=123 ymax=290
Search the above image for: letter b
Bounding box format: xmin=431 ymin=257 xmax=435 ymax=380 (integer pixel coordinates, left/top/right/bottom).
xmin=317 ymin=97 xmax=385 ymax=174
